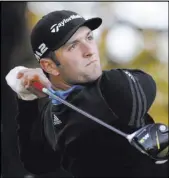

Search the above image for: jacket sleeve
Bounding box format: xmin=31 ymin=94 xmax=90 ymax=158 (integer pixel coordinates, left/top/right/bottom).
xmin=16 ymin=97 xmax=62 ymax=175
xmin=99 ymin=69 xmax=156 ymax=128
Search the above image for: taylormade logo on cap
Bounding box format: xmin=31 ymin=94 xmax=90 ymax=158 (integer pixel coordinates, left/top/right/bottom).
xmin=50 ymin=14 xmax=82 ymax=33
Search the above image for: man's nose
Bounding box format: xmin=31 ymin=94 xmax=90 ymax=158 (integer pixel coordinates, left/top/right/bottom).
xmin=82 ymin=43 xmax=94 ymax=58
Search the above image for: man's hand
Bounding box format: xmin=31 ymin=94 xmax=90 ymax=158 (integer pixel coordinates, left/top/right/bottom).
xmin=6 ymin=66 xmax=52 ymax=100
xmin=16 ymin=68 xmax=52 ymax=98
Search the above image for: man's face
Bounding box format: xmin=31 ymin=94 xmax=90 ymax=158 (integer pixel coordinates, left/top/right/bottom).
xmin=55 ymin=26 xmax=102 ymax=84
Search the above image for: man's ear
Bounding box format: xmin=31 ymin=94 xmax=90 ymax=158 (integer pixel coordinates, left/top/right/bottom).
xmin=40 ymin=58 xmax=60 ymax=76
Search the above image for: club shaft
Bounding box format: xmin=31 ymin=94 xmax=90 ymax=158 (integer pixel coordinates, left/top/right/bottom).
xmin=43 ymin=88 xmax=128 ymax=138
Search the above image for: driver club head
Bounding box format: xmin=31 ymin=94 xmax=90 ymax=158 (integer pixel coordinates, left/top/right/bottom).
xmin=127 ymin=123 xmax=168 ymax=162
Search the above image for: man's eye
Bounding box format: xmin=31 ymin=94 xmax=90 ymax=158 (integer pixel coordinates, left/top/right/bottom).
xmin=69 ymin=43 xmax=77 ymax=51
xmin=87 ymin=35 xmax=94 ymax=41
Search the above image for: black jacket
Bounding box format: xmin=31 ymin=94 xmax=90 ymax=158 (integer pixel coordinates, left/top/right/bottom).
xmin=16 ymin=69 xmax=168 ymax=177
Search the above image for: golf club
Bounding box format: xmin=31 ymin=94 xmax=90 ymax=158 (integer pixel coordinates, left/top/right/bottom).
xmin=32 ymin=82 xmax=168 ymax=163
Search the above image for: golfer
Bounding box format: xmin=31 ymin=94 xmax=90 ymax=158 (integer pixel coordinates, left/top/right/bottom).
xmin=6 ymin=10 xmax=167 ymax=177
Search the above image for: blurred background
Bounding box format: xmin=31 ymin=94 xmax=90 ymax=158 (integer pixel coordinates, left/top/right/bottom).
xmin=1 ymin=2 xmax=168 ymax=178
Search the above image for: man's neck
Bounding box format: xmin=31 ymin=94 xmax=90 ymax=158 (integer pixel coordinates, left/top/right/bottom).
xmin=49 ymin=75 xmax=71 ymax=91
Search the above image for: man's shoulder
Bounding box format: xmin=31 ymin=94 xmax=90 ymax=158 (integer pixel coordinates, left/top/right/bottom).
xmin=101 ymin=68 xmax=126 ymax=82
xmin=102 ymin=68 xmax=146 ymax=81
xmin=102 ymin=68 xmax=124 ymax=76
xmin=102 ymin=68 xmax=143 ymax=74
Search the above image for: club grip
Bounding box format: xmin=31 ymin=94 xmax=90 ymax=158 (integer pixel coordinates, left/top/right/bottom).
xmin=32 ymin=81 xmax=45 ymax=91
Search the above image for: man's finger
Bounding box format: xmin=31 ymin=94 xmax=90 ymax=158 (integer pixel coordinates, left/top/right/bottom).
xmin=16 ymin=68 xmax=30 ymax=79
xmin=17 ymin=72 xmax=24 ymax=79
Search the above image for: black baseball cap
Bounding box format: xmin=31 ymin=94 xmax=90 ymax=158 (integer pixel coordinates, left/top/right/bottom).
xmin=31 ymin=10 xmax=102 ymax=61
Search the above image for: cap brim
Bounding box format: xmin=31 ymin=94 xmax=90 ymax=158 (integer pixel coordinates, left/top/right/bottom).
xmin=83 ymin=17 xmax=102 ymax=31
xmin=52 ymin=17 xmax=102 ymax=50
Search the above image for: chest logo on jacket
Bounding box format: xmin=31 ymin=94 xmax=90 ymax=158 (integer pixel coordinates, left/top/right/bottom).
xmin=53 ymin=114 xmax=62 ymax=125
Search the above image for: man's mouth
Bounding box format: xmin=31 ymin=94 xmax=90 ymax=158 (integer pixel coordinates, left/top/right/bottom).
xmin=86 ymin=60 xmax=97 ymax=67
